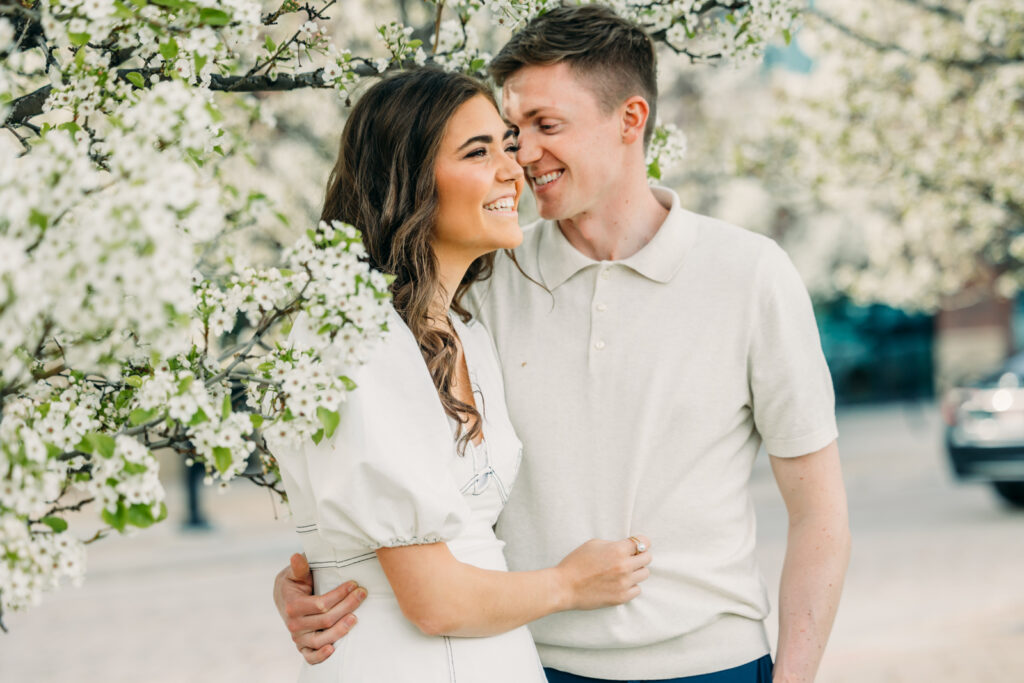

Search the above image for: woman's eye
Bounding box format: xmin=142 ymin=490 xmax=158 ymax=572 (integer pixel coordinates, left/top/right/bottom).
xmin=465 ymin=148 xmax=486 ymax=158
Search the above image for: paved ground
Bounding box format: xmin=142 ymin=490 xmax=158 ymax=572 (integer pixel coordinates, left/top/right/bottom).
xmin=2 ymin=402 xmax=1023 ymax=682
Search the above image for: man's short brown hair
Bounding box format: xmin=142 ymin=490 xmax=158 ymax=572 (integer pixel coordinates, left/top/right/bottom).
xmin=489 ymin=4 xmax=658 ymax=147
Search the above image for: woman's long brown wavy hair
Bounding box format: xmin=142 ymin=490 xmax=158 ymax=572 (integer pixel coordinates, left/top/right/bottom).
xmin=321 ymin=68 xmax=497 ymax=452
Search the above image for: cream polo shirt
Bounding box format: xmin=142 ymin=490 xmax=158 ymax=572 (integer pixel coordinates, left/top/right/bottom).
xmin=464 ymin=187 xmax=838 ymax=680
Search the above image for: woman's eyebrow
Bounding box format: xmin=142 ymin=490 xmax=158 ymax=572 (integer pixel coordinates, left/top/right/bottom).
xmin=457 ymin=134 xmax=492 ymax=151
xmin=457 ymin=128 xmax=517 ymax=151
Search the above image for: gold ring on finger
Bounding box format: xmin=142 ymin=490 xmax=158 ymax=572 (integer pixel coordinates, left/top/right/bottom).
xmin=629 ymin=535 xmax=647 ymax=555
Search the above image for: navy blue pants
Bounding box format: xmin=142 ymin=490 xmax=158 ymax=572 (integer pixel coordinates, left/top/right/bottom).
xmin=544 ymin=654 xmax=773 ymax=683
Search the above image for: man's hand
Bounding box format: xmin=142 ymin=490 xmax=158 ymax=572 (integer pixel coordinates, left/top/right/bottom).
xmin=273 ymin=553 xmax=367 ymax=665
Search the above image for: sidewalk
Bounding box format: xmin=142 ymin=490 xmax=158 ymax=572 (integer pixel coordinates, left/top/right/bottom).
xmin=2 ymin=402 xmax=1023 ymax=681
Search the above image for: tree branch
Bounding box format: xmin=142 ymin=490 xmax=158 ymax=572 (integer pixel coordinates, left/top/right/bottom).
xmin=810 ymin=8 xmax=1020 ymax=70
xmin=432 ymin=0 xmax=445 ymax=54
xmin=3 ymin=63 xmax=383 ymax=128
xmin=894 ymin=0 xmax=962 ymax=22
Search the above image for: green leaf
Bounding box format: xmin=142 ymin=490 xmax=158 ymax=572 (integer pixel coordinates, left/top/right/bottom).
xmin=194 ymin=53 xmax=208 ymax=75
xmin=68 ymin=32 xmax=90 ymax=47
xmin=725 ymin=13 xmax=737 ymax=25
xmin=38 ymin=402 xmax=51 ymax=418
xmin=74 ymin=46 xmax=86 ymax=69
xmin=150 ymin=0 xmax=184 ymax=8
xmin=200 ymin=7 xmax=232 ymax=26
xmin=123 ymin=462 xmax=148 ymax=475
xmin=86 ymin=433 xmax=117 ymax=459
xmin=129 ymin=407 xmax=158 ymax=426
xmin=125 ymin=375 xmax=143 ymax=388
xmin=29 ymin=209 xmax=48 ymax=230
xmin=41 ymin=516 xmax=68 ymax=533
xmin=154 ymin=502 xmax=168 ymax=523
xmin=407 ymin=39 xmax=422 ymax=50
xmin=189 ymin=409 xmax=209 ymax=426
xmin=177 ymin=375 xmax=193 ymax=393
xmin=265 ymin=35 xmax=276 ymax=52
xmin=112 ymin=0 xmax=135 ymax=19
xmin=45 ymin=443 xmax=64 ymax=459
xmin=102 ymin=502 xmax=128 ymax=533
xmin=310 ymin=428 xmax=324 ymax=445
xmin=469 ymin=58 xmax=486 ymax=73
xmin=126 ymin=71 xmax=146 ymax=89
xmin=221 ymin=393 xmax=232 ymax=421
xmin=317 ymin=407 xmax=340 ymax=440
xmin=126 ymin=503 xmax=155 ymax=528
xmin=782 ymin=28 xmax=792 ymax=45
xmin=339 ymin=376 xmax=357 ymax=392
xmin=115 ymin=389 xmax=133 ymax=410
xmin=159 ymin=39 xmax=178 ymax=61
xmin=212 ymin=446 xmax=232 ymax=474
xmin=249 ymin=413 xmax=264 ymax=429
xmin=647 ymin=159 xmax=661 ymax=180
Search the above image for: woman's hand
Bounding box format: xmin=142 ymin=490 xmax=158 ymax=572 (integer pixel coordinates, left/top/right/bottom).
xmin=556 ymin=535 xmax=653 ymax=611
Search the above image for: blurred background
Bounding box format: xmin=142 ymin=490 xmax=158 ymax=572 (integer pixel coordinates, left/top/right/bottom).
xmin=3 ymin=0 xmax=1024 ymax=680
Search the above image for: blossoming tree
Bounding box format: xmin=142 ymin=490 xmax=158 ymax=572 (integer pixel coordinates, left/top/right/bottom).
xmin=739 ymin=0 xmax=1024 ymax=311
xmin=0 ymin=0 xmax=800 ymax=627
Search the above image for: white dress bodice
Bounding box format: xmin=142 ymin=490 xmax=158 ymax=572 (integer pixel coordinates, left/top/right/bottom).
xmin=271 ymin=307 xmax=544 ymax=683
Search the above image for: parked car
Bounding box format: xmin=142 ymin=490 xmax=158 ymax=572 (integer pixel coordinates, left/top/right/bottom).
xmin=943 ymin=352 xmax=1024 ymax=507
xmin=816 ymin=300 xmax=934 ymax=404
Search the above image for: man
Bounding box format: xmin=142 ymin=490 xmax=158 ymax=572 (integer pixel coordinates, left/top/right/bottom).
xmin=274 ymin=5 xmax=850 ymax=682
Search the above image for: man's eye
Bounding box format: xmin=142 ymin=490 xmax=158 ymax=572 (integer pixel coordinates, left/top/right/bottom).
xmin=505 ymin=144 xmax=520 ymax=154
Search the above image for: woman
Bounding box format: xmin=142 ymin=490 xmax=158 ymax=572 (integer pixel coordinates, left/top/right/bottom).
xmin=270 ymin=68 xmax=652 ymax=682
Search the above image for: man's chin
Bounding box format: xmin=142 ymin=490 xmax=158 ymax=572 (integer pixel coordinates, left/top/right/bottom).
xmin=536 ymin=200 xmax=569 ymax=222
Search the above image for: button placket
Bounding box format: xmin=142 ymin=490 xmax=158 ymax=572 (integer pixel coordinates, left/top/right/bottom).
xmin=590 ymin=265 xmax=612 ymax=367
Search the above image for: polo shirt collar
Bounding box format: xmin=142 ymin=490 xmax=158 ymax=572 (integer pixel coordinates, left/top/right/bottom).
xmin=536 ymin=186 xmax=694 ymax=289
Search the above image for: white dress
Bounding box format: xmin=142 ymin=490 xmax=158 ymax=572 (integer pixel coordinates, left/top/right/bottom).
xmin=271 ymin=307 xmax=547 ymax=683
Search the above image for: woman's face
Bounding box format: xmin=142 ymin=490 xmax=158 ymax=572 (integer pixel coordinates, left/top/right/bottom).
xmin=433 ymin=94 xmax=525 ymax=263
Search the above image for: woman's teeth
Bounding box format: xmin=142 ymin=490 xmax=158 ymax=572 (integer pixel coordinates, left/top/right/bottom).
xmin=533 ymin=170 xmax=563 ymax=186
xmin=484 ymin=197 xmax=516 ymax=211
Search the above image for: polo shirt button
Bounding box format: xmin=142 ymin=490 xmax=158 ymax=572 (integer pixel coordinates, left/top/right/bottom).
xmin=600 ymin=270 xmax=610 ymax=280
xmin=596 ymin=303 xmax=607 ymax=312
xmin=594 ymin=340 xmax=606 ymax=350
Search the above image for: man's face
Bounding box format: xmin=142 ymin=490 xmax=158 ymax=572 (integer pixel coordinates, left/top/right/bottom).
xmin=502 ymin=62 xmax=625 ymax=222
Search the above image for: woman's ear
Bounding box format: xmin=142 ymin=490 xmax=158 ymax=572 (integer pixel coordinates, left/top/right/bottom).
xmin=620 ymin=96 xmax=650 ymax=146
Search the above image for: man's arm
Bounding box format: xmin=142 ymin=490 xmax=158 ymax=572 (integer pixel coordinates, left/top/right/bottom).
xmin=769 ymin=440 xmax=850 ymax=683
xmin=273 ymin=553 xmax=367 ymax=665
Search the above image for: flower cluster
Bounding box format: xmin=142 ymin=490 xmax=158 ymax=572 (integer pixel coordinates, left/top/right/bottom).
xmin=741 ymin=0 xmax=1024 ymax=310
xmin=646 ymin=121 xmax=689 ymax=182
xmin=250 ymin=221 xmax=391 ymax=447
xmin=0 ymin=514 xmax=86 ymax=611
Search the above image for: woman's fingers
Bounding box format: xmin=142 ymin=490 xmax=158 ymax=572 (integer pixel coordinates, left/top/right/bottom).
xmin=619 ymin=534 xmax=652 ymax=564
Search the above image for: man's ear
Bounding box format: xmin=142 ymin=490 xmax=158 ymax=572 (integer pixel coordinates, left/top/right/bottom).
xmin=620 ymin=96 xmax=650 ymax=145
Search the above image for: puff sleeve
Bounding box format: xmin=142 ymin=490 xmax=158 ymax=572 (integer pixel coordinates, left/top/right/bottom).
xmin=271 ymin=308 xmax=471 ymax=552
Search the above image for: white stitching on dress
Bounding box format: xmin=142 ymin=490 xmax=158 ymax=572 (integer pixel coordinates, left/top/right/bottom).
xmin=308 ymin=551 xmax=377 ymax=569
xmin=444 ymin=636 xmax=456 ymax=683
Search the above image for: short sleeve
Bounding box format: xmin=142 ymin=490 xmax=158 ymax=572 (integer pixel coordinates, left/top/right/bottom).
xmin=272 ymin=309 xmax=472 ymax=550
xmin=749 ymin=243 xmax=838 ymax=458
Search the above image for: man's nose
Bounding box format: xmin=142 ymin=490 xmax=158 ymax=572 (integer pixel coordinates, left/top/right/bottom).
xmin=515 ymin=130 xmax=542 ymax=168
